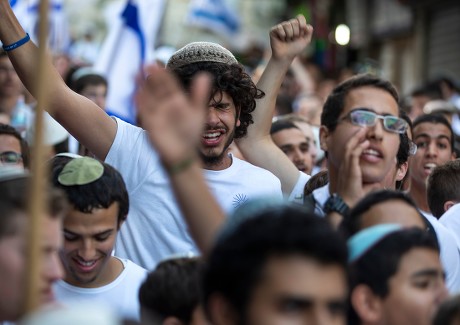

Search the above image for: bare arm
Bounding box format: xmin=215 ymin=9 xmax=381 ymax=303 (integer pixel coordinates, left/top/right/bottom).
xmin=0 ymin=1 xmax=116 ymax=159
xmin=236 ymin=15 xmax=313 ymax=194
xmin=137 ymin=66 xmax=226 ymax=256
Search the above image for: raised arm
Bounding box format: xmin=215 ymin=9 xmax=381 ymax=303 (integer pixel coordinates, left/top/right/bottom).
xmin=136 ymin=66 xmax=226 ymax=256
xmin=0 ymin=1 xmax=116 ymax=159
xmin=236 ymin=15 xmax=313 ymax=194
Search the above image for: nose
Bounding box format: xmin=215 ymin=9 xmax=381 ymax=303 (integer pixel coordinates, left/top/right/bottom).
xmin=366 ymin=118 xmax=384 ymax=141
xmin=78 ymin=239 xmax=96 ymax=261
xmin=206 ymin=107 xmax=220 ymax=126
xmin=309 ymin=140 xmax=317 ymax=161
xmin=43 ymin=252 xmax=64 ymax=283
xmin=311 ymin=307 xmax=336 ymax=325
xmin=293 ymin=148 xmax=305 ymax=164
xmin=426 ymin=141 xmax=438 ymax=158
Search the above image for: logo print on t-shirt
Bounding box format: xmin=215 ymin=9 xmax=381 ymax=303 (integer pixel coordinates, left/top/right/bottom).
xmin=232 ymin=193 xmax=248 ymax=208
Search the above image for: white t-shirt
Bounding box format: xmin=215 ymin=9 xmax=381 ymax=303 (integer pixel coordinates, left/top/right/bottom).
xmin=105 ymin=118 xmax=283 ymax=269
xmin=288 ymin=171 xmax=311 ymax=204
xmin=54 ymin=258 xmax=147 ymax=321
xmin=422 ymin=211 xmax=460 ymax=293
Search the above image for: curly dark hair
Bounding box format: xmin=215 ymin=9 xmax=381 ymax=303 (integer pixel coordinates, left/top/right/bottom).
xmin=171 ymin=61 xmax=264 ymax=138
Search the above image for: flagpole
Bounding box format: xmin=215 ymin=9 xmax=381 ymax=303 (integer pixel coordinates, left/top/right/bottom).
xmin=25 ymin=0 xmax=50 ymax=314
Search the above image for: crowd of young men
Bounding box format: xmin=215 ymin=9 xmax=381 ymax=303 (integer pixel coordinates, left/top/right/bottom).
xmin=1 ymin=1 xmax=460 ymax=324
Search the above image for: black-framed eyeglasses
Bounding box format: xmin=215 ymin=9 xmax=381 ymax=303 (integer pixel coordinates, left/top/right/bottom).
xmin=341 ymin=109 xmax=408 ymax=134
xmin=0 ymin=151 xmax=23 ymax=164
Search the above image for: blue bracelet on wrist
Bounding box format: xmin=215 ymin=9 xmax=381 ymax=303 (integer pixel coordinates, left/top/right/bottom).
xmin=2 ymin=33 xmax=30 ymax=52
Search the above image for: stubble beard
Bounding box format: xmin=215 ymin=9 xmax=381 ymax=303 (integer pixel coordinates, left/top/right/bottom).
xmin=199 ymin=129 xmax=235 ymax=169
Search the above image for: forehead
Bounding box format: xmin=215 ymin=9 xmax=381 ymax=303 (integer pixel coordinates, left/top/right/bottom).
xmin=272 ymin=128 xmax=308 ymax=146
xmin=64 ymin=203 xmax=119 ymax=231
xmin=413 ymin=122 xmax=452 ymax=140
xmin=391 ymin=248 xmax=441 ymax=280
xmin=255 ymin=255 xmax=347 ymax=301
xmin=360 ymin=199 xmax=426 ymax=230
xmin=0 ymin=134 xmax=21 ymax=153
xmin=343 ymin=86 xmax=399 ymax=116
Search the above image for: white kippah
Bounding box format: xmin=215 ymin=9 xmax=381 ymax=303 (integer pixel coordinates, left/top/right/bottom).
xmin=166 ymin=42 xmax=238 ymax=70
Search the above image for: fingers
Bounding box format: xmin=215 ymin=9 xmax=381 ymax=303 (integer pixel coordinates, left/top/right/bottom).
xmin=190 ymin=72 xmax=212 ymax=112
xmin=270 ymin=14 xmax=313 ymax=42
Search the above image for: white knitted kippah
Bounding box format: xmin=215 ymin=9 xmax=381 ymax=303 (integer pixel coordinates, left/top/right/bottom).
xmin=166 ymin=42 xmax=238 ymax=70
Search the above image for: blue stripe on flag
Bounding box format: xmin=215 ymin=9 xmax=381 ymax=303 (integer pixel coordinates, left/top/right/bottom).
xmin=190 ymin=8 xmax=239 ymax=33
xmin=122 ymin=0 xmax=146 ymax=62
xmin=10 ymin=0 xmax=18 ymax=7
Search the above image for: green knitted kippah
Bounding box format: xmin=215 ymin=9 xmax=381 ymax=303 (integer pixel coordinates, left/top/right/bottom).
xmin=58 ymin=157 xmax=104 ymax=186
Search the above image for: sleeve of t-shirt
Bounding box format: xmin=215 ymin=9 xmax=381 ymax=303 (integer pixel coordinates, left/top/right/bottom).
xmin=288 ymin=171 xmax=311 ymax=204
xmin=105 ymin=118 xmax=160 ymax=193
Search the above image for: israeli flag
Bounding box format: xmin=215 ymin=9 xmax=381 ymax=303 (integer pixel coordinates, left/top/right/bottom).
xmin=9 ymin=0 xmax=70 ymax=53
xmin=95 ymin=0 xmax=165 ymax=124
xmin=187 ymin=0 xmax=240 ymax=37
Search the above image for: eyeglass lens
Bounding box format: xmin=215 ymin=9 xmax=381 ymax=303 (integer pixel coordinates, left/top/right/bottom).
xmin=350 ymin=110 xmax=407 ymax=133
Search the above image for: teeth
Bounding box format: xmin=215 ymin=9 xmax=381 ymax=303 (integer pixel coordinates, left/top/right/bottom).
xmin=78 ymin=260 xmax=96 ymax=267
xmin=203 ymin=132 xmax=221 ymax=138
xmin=363 ymin=149 xmax=379 ymax=156
xmin=425 ymin=163 xmax=437 ymax=169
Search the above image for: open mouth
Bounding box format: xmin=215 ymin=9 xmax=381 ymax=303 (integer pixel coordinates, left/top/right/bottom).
xmin=73 ymin=258 xmax=98 ymax=272
xmin=361 ymin=148 xmax=383 ymax=162
xmin=424 ymin=163 xmax=437 ymax=173
xmin=202 ymin=130 xmax=225 ymax=145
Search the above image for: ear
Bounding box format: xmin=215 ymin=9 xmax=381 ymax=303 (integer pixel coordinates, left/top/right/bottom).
xmin=163 ymin=316 xmax=184 ymax=325
xmin=351 ymin=284 xmax=383 ymax=324
xmin=235 ymin=107 xmax=241 ymax=128
xmin=444 ymin=200 xmax=457 ymax=213
xmin=451 ymin=151 xmax=456 ymax=159
xmin=207 ymin=293 xmax=238 ymax=325
xmin=396 ymin=162 xmax=408 ymax=181
xmin=319 ymin=125 xmax=330 ymax=152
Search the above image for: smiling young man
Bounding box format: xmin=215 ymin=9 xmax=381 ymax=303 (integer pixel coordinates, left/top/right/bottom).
xmin=0 ymin=3 xmax=282 ymax=269
xmin=49 ymin=156 xmax=147 ymax=322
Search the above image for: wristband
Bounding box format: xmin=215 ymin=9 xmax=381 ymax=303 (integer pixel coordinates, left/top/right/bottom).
xmin=166 ymin=156 xmax=195 ymax=175
xmin=2 ymin=33 xmax=30 ymax=52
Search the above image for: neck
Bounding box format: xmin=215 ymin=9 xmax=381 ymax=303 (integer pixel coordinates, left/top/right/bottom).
xmin=409 ymin=180 xmax=430 ymax=212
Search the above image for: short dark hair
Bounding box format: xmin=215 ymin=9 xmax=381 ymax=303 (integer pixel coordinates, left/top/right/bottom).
xmin=321 ymin=74 xmax=400 ymax=132
xmin=340 ymin=190 xmax=431 ymax=239
xmin=0 ymin=174 xmax=67 ymax=239
xmin=139 ymin=257 xmax=204 ymax=324
xmin=49 ymin=156 xmax=129 ymax=227
xmin=0 ymin=123 xmax=30 ymax=168
xmin=427 ymin=160 xmax=460 ymax=218
xmin=412 ymin=114 xmax=454 ymax=152
xmin=72 ymin=73 xmax=108 ymax=94
xmin=203 ymin=203 xmax=348 ymax=322
xmin=348 ymin=228 xmax=439 ymax=324
xmin=171 ymin=61 xmax=264 ymax=139
xmin=270 ymin=119 xmax=299 ymax=135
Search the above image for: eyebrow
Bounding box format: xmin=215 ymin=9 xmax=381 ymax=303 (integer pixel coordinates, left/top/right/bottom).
xmin=414 ymin=133 xmax=451 ymax=142
xmin=411 ymin=268 xmax=445 ymax=279
xmin=352 ymin=107 xmax=395 ymax=116
xmin=63 ymin=229 xmax=114 ymax=237
xmin=277 ymin=295 xmax=346 ymax=309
